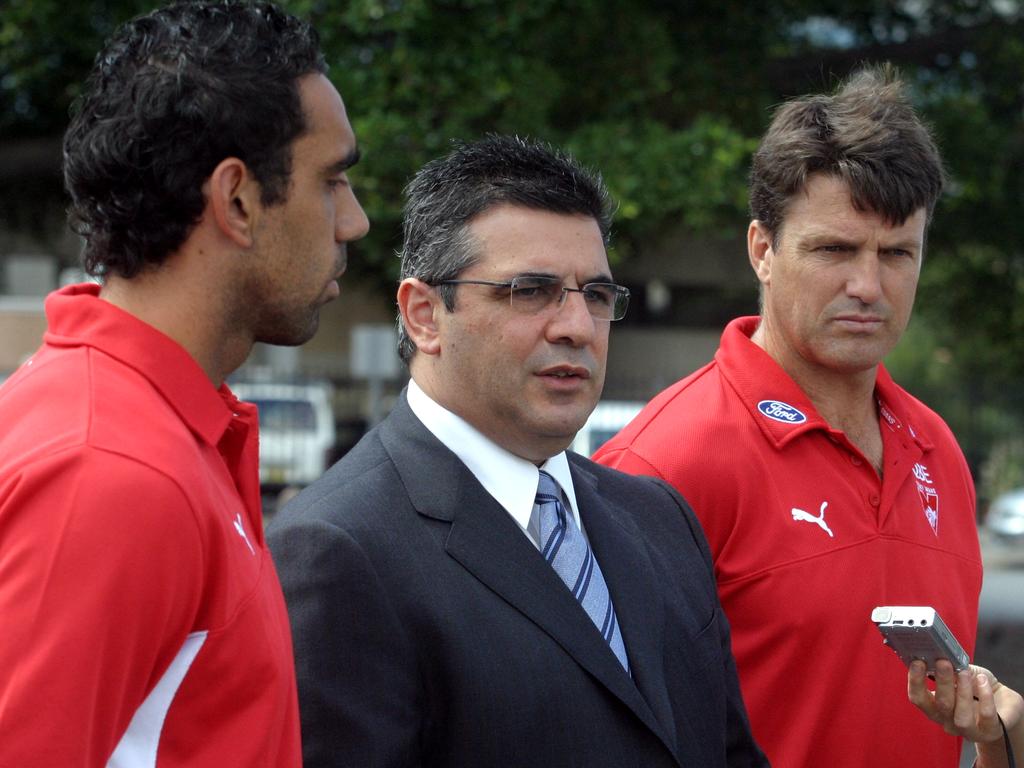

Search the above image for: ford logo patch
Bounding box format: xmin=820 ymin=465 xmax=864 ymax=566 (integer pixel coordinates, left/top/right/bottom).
xmin=757 ymin=400 xmax=807 ymax=424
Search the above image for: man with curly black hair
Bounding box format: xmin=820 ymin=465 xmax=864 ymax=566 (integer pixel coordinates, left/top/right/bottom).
xmin=0 ymin=2 xmax=368 ymax=765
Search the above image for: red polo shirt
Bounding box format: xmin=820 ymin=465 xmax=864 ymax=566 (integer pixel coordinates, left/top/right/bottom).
xmin=595 ymin=316 xmax=981 ymax=768
xmin=0 ymin=284 xmax=301 ymax=767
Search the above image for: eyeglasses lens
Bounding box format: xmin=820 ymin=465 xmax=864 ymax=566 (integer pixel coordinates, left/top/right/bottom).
xmin=508 ymin=277 xmax=627 ymax=321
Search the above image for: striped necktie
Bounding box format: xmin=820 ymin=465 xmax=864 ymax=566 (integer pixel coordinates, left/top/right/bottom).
xmin=535 ymin=470 xmax=629 ymax=672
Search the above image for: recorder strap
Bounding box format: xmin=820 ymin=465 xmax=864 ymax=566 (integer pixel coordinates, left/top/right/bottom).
xmin=999 ymin=713 xmax=1016 ymax=768
xmin=974 ymin=714 xmax=1016 ymax=768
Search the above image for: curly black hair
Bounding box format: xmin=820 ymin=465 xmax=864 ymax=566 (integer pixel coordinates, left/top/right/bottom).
xmin=63 ymin=1 xmax=327 ymax=278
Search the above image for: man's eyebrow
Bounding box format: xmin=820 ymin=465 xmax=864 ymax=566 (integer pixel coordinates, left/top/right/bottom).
xmin=517 ymin=271 xmax=616 ymax=285
xmin=800 ymin=231 xmax=923 ymax=251
xmin=884 ymin=238 xmax=923 ymax=251
xmin=326 ymin=147 xmax=361 ymax=175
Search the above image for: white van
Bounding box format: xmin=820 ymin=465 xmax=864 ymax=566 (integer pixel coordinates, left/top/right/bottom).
xmin=231 ymin=381 xmax=337 ymax=487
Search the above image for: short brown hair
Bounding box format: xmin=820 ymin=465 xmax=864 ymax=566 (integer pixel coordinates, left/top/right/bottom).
xmin=749 ymin=64 xmax=945 ymax=243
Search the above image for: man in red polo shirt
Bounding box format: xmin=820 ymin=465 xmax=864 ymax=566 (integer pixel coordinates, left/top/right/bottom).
xmin=595 ymin=66 xmax=990 ymax=767
xmin=0 ymin=3 xmax=368 ymax=765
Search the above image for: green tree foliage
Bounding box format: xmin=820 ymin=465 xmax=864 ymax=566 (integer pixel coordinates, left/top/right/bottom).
xmin=0 ymin=0 xmax=155 ymax=135
xmin=2 ymin=0 xmax=1023 ymax=479
xmin=279 ymin=0 xmax=774 ymax=280
xmin=2 ymin=0 xmax=765 ymax=278
xmin=897 ymin=22 xmax=1024 ymax=482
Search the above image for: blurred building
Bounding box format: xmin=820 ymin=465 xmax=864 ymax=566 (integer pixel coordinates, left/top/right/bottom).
xmin=0 ymin=132 xmax=758 ymax=435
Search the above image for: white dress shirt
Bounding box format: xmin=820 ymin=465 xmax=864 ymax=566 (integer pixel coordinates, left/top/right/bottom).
xmin=406 ymin=378 xmax=583 ymax=548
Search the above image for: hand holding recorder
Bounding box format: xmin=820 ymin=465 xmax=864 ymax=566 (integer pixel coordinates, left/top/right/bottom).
xmin=872 ymin=606 xmax=1022 ymax=768
xmin=909 ymin=661 xmax=1022 ymax=768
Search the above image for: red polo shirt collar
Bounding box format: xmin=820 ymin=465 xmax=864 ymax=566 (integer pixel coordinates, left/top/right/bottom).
xmin=716 ymin=316 xmax=934 ymax=453
xmin=42 ymin=283 xmax=245 ymax=449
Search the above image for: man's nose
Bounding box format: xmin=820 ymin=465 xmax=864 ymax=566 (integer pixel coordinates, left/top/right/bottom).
xmin=336 ymin=187 xmax=370 ymax=243
xmin=846 ymin=253 xmax=883 ymax=304
xmin=546 ymin=288 xmax=598 ymax=345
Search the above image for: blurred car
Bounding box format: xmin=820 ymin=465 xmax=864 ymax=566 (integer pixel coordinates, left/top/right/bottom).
xmin=570 ymin=400 xmax=645 ymax=458
xmin=231 ymin=380 xmax=336 ymax=488
xmin=985 ymin=488 xmax=1024 ymax=542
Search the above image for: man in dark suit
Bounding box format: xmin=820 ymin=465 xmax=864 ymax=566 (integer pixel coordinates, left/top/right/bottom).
xmin=268 ymin=135 xmax=767 ymax=767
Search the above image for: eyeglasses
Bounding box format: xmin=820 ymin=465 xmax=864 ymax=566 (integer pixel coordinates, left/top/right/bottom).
xmin=432 ymin=275 xmax=630 ymax=321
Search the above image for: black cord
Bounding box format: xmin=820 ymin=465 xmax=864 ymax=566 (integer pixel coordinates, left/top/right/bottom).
xmin=999 ymin=713 xmax=1016 ymax=768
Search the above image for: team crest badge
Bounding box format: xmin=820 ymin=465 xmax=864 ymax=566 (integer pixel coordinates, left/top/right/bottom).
xmin=913 ymin=462 xmax=939 ymax=536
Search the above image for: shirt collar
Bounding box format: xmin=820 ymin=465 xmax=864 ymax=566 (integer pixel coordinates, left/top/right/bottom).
xmin=43 ymin=283 xmax=238 ymax=447
xmin=874 ymin=364 xmax=933 ymax=450
xmin=717 ymin=316 xmax=931 ymax=450
xmin=406 ymin=378 xmax=581 ymax=533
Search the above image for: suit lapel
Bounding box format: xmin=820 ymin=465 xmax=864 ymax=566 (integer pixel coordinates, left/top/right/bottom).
xmin=378 ymin=397 xmax=678 ymax=760
xmin=570 ymin=459 xmax=676 ymax=752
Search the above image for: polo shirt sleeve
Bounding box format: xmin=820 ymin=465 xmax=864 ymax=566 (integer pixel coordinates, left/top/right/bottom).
xmin=594 ymin=429 xmax=742 ymax=564
xmin=592 ymin=442 xmax=666 ymax=479
xmin=0 ymin=446 xmax=205 ymax=768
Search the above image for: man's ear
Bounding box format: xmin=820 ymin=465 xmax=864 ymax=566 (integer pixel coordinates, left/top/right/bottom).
xmin=748 ymin=219 xmax=774 ymax=286
xmin=207 ymin=157 xmax=260 ymax=248
xmin=397 ymin=278 xmax=442 ymax=356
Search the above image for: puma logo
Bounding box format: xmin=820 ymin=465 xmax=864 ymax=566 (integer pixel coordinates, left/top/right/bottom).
xmin=234 ymin=513 xmax=255 ymax=555
xmin=791 ymin=501 xmax=834 ymax=538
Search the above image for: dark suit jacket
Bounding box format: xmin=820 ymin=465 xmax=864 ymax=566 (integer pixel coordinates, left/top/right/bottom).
xmin=268 ymin=393 xmax=766 ymax=767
